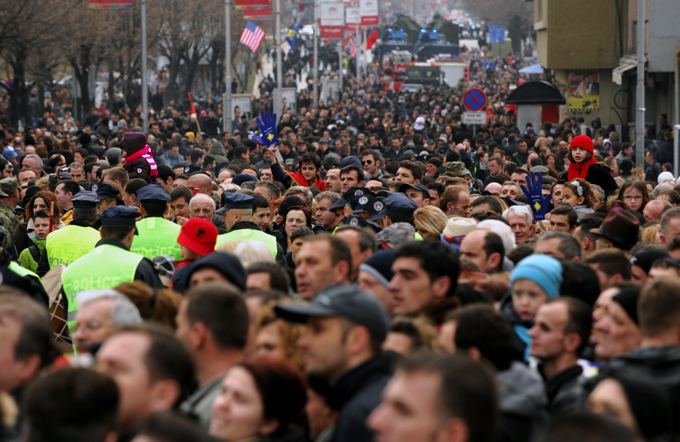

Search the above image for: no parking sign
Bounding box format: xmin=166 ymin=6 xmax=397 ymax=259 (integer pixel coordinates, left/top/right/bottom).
xmin=463 ymin=88 xmax=488 ymax=112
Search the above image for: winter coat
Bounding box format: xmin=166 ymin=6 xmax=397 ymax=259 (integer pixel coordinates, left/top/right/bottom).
xmin=496 ymin=362 xmax=548 ymax=442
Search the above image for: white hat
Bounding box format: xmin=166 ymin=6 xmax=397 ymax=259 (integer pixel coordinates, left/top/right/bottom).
xmin=658 ymin=171 xmax=674 ymax=185
xmin=413 ymin=116 xmax=425 ymax=131
xmin=443 ymin=217 xmax=477 ymax=238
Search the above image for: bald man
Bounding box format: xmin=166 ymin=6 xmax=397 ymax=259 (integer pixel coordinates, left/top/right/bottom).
xmin=643 ymin=199 xmax=671 ymax=223
xmin=186 ymin=173 xmax=212 ymax=196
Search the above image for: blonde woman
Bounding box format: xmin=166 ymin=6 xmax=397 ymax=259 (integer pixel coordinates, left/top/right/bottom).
xmin=413 ymin=205 xmax=448 ymax=240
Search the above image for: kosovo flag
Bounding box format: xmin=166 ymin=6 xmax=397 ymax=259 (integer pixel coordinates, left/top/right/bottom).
xmin=286 ymin=23 xmax=301 ymax=52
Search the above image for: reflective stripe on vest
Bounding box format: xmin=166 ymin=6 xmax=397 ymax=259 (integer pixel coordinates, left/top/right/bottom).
xmin=46 ymin=225 xmax=100 ymax=269
xmin=215 ymin=229 xmax=278 ymax=258
xmin=9 ymin=261 xmax=43 ymax=286
xmin=130 ymin=217 xmax=183 ymax=261
xmin=62 ymin=244 xmax=143 ymax=331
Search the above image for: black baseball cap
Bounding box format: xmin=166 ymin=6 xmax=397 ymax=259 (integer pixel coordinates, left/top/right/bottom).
xmin=275 ymin=284 xmax=389 ymax=342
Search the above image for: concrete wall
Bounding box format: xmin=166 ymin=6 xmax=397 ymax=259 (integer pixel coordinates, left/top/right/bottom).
xmin=552 ymin=69 xmax=628 ymax=127
xmin=647 ymin=0 xmax=680 ymax=72
xmin=535 ymin=0 xmax=623 ymax=70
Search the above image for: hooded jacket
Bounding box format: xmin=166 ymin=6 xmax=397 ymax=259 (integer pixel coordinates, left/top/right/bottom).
xmin=608 ymin=345 xmax=680 ymax=434
xmin=496 ymin=362 xmax=548 ymax=442
xmin=209 ymin=141 xmax=229 ymax=165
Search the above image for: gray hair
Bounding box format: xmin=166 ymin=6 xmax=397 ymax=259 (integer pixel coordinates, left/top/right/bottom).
xmin=76 ymin=289 xmax=142 ymax=325
xmin=537 ymin=231 xmax=582 ymax=260
xmin=189 ymin=193 xmax=216 ymax=210
xmin=502 ymin=205 xmax=533 ymax=224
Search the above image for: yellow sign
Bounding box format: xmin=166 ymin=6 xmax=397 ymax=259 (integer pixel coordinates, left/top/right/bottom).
xmin=567 ymin=72 xmax=600 ymax=111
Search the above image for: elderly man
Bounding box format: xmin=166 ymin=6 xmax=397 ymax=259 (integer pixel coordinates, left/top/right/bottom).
xmin=73 ymin=289 xmax=142 ymax=351
xmin=504 ymin=205 xmax=535 ymax=246
xmin=189 ymin=193 xmax=216 ymax=220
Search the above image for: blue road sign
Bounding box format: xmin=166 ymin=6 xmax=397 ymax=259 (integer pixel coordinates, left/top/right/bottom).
xmin=463 ymin=88 xmax=488 ymax=112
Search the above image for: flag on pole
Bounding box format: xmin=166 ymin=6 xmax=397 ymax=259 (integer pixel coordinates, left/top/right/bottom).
xmin=240 ymin=21 xmax=265 ymax=53
xmin=366 ymin=29 xmax=379 ymax=49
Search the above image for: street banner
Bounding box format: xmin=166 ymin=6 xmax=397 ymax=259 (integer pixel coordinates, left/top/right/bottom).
xmin=360 ymin=0 xmax=378 ymax=26
xmin=87 ymin=0 xmax=133 ymax=9
xmin=319 ymin=1 xmax=344 ymax=40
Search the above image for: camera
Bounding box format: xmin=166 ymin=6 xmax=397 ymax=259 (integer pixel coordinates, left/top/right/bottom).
xmin=57 ymin=167 xmax=72 ymax=180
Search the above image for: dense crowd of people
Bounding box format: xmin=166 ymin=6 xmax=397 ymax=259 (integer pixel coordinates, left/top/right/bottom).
xmin=0 ymin=52 xmax=679 ymax=442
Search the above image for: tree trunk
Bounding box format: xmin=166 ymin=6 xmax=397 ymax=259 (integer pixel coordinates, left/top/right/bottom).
xmin=8 ymin=44 xmax=29 ymax=128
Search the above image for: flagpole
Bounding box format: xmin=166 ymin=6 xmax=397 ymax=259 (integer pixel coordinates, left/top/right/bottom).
xmin=313 ymin=0 xmax=319 ymax=107
xmin=141 ymin=0 xmax=148 ymax=132
xmin=275 ymin=0 xmax=282 ymax=113
xmin=224 ymin=0 xmax=232 ymax=134
xmin=338 ymin=40 xmax=343 ymax=94
xmin=355 ymin=22 xmax=360 ymax=78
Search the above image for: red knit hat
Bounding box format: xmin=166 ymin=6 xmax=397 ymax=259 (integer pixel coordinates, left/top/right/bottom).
xmin=569 ymin=134 xmax=594 ymax=153
xmin=177 ymin=218 xmax=218 ymax=256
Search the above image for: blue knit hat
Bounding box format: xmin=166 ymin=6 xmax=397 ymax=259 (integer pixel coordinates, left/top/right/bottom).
xmin=510 ymin=254 xmax=563 ymax=298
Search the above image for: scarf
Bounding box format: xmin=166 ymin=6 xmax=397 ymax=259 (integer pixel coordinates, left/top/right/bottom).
xmin=124 ymin=144 xmax=158 ymax=177
xmin=567 ymin=156 xmax=597 ymax=181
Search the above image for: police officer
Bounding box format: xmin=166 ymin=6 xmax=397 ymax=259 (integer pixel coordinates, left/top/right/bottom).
xmin=130 ymin=183 xmax=182 ymax=261
xmin=215 ymin=192 xmax=282 ymax=261
xmin=0 ymin=177 xmax=19 ymax=254
xmin=61 ymin=206 xmax=162 ymax=332
xmin=39 ymin=190 xmax=100 ymax=274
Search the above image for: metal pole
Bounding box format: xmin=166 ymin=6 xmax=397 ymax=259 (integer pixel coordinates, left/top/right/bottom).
xmin=141 ymin=0 xmax=148 ymax=133
xmin=355 ymin=21 xmax=360 ymax=78
xmin=674 ymin=125 xmax=680 ymax=178
xmin=224 ymin=0 xmax=232 ymax=134
xmin=275 ymin=0 xmax=282 ymax=92
xmin=338 ymin=41 xmax=343 ymax=93
xmin=635 ymin=0 xmax=646 ymax=168
xmin=313 ymin=0 xmax=319 ymax=107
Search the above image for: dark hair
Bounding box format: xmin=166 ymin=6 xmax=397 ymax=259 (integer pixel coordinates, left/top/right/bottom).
xmin=0 ymin=293 xmax=55 ymax=370
xmin=238 ymin=357 xmax=307 ymax=436
xmin=398 ymin=160 xmax=424 ymax=181
xmin=134 ymin=411 xmax=212 ymax=442
xmin=140 ymin=199 xmax=167 ymax=217
xmin=190 ymin=148 xmax=204 ymax=163
xmin=395 ymin=240 xmax=460 ymax=297
xmin=398 ymin=353 xmax=497 ymax=442
xmin=125 ymin=177 xmax=148 ymax=197
xmin=554 ymin=297 xmax=592 ymax=355
xmin=25 ymin=367 xmax=119 ymax=442
xmin=170 ymin=186 xmax=192 ymax=203
xmin=340 ymin=164 xmax=365 ymax=182
xmin=304 ymin=233 xmax=353 ymax=272
xmin=298 ymin=152 xmax=322 ymax=171
xmin=550 ymin=204 xmax=578 ymax=228
xmin=157 ymin=164 xmax=176 ymax=182
xmin=112 ymin=324 xmax=196 ymax=406
xmin=252 ymin=194 xmax=270 ymax=210
xmin=470 ymin=195 xmax=503 ymax=215
xmin=452 ymin=304 xmax=520 ymax=371
xmin=185 ymin=282 xmax=249 ymax=350
xmin=535 ymin=412 xmax=635 ymax=442
xmin=585 ymin=248 xmax=632 ymax=280
xmin=616 ymin=179 xmax=650 ymax=212
xmin=482 ymin=231 xmax=505 ymax=271
xmin=101 ymin=225 xmax=134 ymax=241
xmin=56 ymin=179 xmax=80 ymax=196
xmin=246 ymin=262 xmax=291 ymax=293
xmin=290 ymin=226 xmax=314 ymax=242
xmin=559 ymin=261 xmax=601 ymax=307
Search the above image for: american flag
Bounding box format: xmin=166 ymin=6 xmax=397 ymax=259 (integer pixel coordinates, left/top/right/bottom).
xmin=240 ymin=21 xmax=265 ymax=53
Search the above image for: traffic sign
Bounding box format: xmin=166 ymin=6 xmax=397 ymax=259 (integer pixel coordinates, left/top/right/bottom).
xmin=463 ymin=88 xmax=487 ymax=112
xmin=462 ymin=111 xmax=487 ymax=125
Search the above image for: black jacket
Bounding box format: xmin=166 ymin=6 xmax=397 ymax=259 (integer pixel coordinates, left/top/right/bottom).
xmin=560 ymin=163 xmax=618 ymax=196
xmin=541 ymin=364 xmax=586 ymax=415
xmin=608 ymin=346 xmax=680 ymax=434
xmin=326 ymin=355 xmax=392 ymax=442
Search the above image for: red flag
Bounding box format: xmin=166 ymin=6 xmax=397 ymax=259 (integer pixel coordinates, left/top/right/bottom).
xmin=366 ymin=29 xmax=379 ymax=49
xmin=188 ymin=92 xmax=196 ymax=115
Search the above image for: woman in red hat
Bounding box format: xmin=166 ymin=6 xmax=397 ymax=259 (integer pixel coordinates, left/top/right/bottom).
xmin=563 ymin=134 xmax=618 ymax=196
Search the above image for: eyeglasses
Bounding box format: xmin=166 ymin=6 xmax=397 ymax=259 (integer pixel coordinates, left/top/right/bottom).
xmin=362 ymin=160 xmax=373 ymax=165
xmin=624 ymin=195 xmax=643 ymax=201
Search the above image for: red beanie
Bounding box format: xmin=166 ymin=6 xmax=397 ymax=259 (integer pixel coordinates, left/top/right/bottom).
xmin=178 ymin=218 xmax=218 ymax=256
xmin=569 ymin=134 xmax=594 ymax=153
